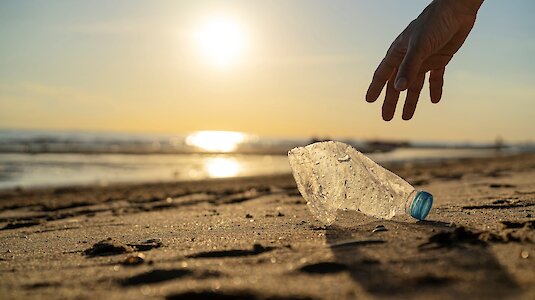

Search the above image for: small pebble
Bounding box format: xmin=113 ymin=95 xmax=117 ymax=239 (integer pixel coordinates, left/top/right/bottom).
xmin=520 ymin=250 xmax=529 ymax=259
xmin=372 ymin=225 xmax=387 ymax=233
xmin=141 ymin=238 xmax=162 ymax=244
xmin=140 ymin=285 xmax=152 ymax=296
xmin=245 ymin=214 xmax=253 ymax=219
xmin=123 ymin=253 xmax=146 ymax=266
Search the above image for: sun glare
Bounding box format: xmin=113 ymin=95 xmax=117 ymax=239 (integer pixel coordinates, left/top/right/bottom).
xmin=195 ymin=16 xmax=248 ymax=68
xmin=204 ymin=157 xmax=241 ymax=178
xmin=185 ymin=131 xmax=247 ymax=152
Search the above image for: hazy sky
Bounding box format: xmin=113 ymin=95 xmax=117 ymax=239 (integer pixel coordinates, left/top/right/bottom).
xmin=1 ymin=0 xmax=534 ymax=142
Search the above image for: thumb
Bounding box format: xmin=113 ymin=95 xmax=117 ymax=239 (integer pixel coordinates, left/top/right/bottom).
xmin=395 ymin=40 xmax=425 ymax=91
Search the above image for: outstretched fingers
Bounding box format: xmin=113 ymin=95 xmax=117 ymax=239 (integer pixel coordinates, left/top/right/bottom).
xmin=366 ymin=50 xmax=402 ymax=103
xmin=382 ymin=68 xmax=400 ymax=121
xmin=429 ymin=67 xmax=445 ymax=103
xmin=395 ymin=39 xmax=425 ymax=91
xmin=402 ymin=72 xmax=426 ymax=120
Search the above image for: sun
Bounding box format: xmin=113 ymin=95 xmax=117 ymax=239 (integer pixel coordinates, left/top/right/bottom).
xmin=195 ymin=16 xmax=248 ymax=68
xmin=185 ymin=131 xmax=247 ymax=152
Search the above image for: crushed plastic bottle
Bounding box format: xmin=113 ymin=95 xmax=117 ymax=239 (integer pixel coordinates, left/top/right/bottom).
xmin=288 ymin=141 xmax=433 ymax=225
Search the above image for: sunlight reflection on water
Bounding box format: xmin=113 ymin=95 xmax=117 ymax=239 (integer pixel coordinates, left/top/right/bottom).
xmin=204 ymin=157 xmax=241 ymax=177
xmin=0 ymin=147 xmax=501 ymax=190
xmin=0 ymin=153 xmax=290 ymax=189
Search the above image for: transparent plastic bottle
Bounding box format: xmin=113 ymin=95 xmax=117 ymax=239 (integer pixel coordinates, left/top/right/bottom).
xmin=288 ymin=141 xmax=433 ymax=225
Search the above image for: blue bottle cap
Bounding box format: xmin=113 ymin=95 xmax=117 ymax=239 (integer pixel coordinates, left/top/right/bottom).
xmin=410 ymin=191 xmax=433 ymax=220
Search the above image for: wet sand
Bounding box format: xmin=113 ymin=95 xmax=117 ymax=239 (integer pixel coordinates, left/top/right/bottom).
xmin=1 ymin=154 xmax=534 ymax=299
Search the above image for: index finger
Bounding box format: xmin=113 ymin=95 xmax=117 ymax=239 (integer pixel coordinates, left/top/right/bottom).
xmin=366 ymin=44 xmax=405 ymax=103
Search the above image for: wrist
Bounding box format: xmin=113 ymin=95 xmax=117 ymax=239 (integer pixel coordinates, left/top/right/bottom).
xmin=463 ymin=0 xmax=484 ymax=14
xmin=442 ymin=0 xmax=484 ymax=15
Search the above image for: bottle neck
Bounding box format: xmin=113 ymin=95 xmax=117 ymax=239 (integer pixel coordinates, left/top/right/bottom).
xmin=404 ymin=189 xmax=418 ymax=215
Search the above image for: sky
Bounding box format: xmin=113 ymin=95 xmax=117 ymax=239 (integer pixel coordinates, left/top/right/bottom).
xmin=1 ymin=0 xmax=534 ymax=142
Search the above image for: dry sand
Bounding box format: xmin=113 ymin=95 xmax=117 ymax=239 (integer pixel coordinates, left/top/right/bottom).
xmin=1 ymin=154 xmax=534 ymax=299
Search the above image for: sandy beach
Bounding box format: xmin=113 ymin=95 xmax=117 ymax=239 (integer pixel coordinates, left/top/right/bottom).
xmin=1 ymin=153 xmax=534 ymax=299
xmin=2 ymin=0 xmax=534 ymax=298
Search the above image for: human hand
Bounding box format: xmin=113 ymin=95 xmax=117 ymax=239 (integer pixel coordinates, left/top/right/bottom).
xmin=366 ymin=0 xmax=483 ymax=121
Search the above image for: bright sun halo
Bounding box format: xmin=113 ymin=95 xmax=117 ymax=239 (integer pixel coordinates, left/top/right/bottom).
xmin=185 ymin=131 xmax=247 ymax=152
xmin=195 ymin=16 xmax=248 ymax=68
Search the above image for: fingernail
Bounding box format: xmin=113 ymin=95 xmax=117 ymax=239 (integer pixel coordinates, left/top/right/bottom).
xmin=395 ymin=77 xmax=407 ymax=91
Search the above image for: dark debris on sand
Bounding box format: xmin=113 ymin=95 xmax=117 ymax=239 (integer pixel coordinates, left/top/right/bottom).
xmin=419 ymin=227 xmax=488 ymax=249
xmin=1 ymin=220 xmax=41 ymax=231
xmin=127 ymin=238 xmax=163 ymax=251
xmin=298 ymin=262 xmax=348 ymax=275
xmin=83 ymin=238 xmax=133 ymax=257
xmin=83 ymin=237 xmax=164 ymax=257
xmin=187 ymin=244 xmax=274 ymax=259
xmin=501 ymin=220 xmax=534 ymax=230
xmin=419 ymin=224 xmax=534 ymax=250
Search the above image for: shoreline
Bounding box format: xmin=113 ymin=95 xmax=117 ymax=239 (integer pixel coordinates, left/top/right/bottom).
xmin=0 ymin=151 xmax=520 ymax=195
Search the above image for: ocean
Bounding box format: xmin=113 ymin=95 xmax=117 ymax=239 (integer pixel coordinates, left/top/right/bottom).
xmin=0 ymin=129 xmax=530 ymax=190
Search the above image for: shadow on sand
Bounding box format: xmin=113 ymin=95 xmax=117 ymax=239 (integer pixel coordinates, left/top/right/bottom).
xmin=325 ymin=212 xmax=519 ymax=298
